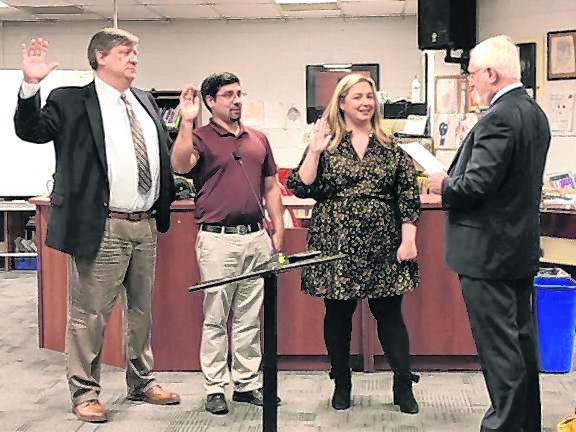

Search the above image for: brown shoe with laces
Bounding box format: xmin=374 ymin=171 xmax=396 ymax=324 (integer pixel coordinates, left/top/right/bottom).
xmin=72 ymin=399 xmax=107 ymax=423
xmin=127 ymin=385 xmax=181 ymax=405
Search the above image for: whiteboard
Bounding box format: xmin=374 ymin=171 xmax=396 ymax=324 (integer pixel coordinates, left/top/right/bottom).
xmin=0 ymin=69 xmax=93 ymax=197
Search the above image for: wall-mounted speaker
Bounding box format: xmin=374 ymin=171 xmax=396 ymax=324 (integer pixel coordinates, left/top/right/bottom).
xmin=418 ymin=0 xmax=477 ymax=50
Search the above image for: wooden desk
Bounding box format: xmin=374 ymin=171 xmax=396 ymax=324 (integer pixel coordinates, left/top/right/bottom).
xmin=540 ymin=209 xmax=576 ymax=267
xmin=31 ymin=195 xmax=477 ymax=371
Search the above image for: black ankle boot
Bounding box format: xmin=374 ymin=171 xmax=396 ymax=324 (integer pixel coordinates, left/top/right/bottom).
xmin=329 ymin=370 xmax=352 ymax=410
xmin=393 ymin=372 xmax=419 ymax=414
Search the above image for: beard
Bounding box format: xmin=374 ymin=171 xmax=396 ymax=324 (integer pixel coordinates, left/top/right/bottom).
xmin=229 ymin=107 xmax=242 ymax=122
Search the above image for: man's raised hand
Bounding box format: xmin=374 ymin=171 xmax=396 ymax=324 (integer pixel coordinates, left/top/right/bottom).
xmin=21 ymin=38 xmax=60 ymax=84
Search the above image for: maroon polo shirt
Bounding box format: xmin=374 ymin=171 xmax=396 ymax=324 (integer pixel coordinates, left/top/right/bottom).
xmin=190 ymin=119 xmax=277 ymax=226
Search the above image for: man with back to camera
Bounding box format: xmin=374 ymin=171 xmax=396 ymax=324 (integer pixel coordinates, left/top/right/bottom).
xmin=14 ymin=28 xmax=200 ymax=423
xmin=428 ymin=35 xmax=550 ymax=431
xmin=171 ymin=72 xmax=284 ymax=415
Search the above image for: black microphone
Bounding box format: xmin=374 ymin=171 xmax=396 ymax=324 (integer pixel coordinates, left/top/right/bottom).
xmin=232 ymin=151 xmax=283 ymax=262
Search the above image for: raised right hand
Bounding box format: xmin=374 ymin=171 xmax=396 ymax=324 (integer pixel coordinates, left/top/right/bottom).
xmin=179 ymin=84 xmax=200 ymax=125
xmin=309 ymin=117 xmax=332 ymax=155
xmin=21 ymin=38 xmax=59 ymax=84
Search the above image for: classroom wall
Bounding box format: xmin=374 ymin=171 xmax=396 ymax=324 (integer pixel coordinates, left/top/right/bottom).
xmin=0 ymin=17 xmax=422 ymax=168
xmin=1 ymin=1 xmax=572 ymax=174
xmin=478 ymin=0 xmax=576 ymax=174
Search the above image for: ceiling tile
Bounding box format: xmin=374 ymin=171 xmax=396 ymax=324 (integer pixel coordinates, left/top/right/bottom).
xmin=404 ymin=0 xmax=416 ymax=14
xmin=214 ymin=2 xmax=281 ymax=18
xmin=340 ymin=0 xmax=406 ymax=16
xmin=0 ymin=0 xmax=417 ymax=20
xmin=33 ymin=12 xmax=103 ymax=19
xmin=0 ymin=6 xmax=36 ymax=19
xmin=282 ymin=8 xmax=342 ymax=17
xmin=84 ymin=4 xmax=165 ymax=19
xmin=213 ymin=0 xmax=275 ymax=4
xmin=5 ymin=0 xmax=138 ymax=5
xmin=4 ymin=0 xmax=74 ymax=5
xmin=136 ymin=0 xmax=211 ymax=5
xmin=150 ymin=4 xmax=222 ymax=18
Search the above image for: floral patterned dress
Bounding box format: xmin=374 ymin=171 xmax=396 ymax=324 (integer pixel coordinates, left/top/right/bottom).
xmin=287 ymin=133 xmax=420 ymax=300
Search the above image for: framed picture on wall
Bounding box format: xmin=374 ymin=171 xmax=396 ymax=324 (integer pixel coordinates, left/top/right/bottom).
xmin=517 ymin=43 xmax=537 ymax=98
xmin=547 ymin=30 xmax=576 ymax=80
xmin=435 ymin=76 xmax=467 ymax=114
xmin=305 ymin=63 xmax=379 ymax=123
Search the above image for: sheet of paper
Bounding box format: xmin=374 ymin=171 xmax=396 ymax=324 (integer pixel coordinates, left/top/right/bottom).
xmin=399 ymin=142 xmax=446 ymax=173
xmin=401 ymin=115 xmax=428 ymax=135
xmin=548 ymin=92 xmax=575 ymax=132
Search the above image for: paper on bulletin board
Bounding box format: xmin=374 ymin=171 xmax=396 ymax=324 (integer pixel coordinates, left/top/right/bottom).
xmin=242 ymin=99 xmax=265 ymax=127
xmin=265 ymin=101 xmax=304 ymax=129
xmin=433 ymin=113 xmax=479 ymax=150
xmin=435 ymin=77 xmax=460 ymax=114
xmin=548 ymin=92 xmax=575 ymax=132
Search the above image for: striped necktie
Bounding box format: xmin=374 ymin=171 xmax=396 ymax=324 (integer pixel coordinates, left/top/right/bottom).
xmin=121 ymin=93 xmax=152 ymax=194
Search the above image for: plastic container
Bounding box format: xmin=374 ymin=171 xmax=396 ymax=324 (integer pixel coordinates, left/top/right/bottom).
xmin=534 ymin=268 xmax=576 ymax=373
xmin=410 ymin=76 xmax=421 ymax=103
xmin=13 ymin=257 xmax=37 ymax=271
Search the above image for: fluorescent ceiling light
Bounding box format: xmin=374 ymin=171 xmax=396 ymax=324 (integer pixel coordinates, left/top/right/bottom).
xmin=275 ymin=0 xmax=336 ymax=4
xmin=0 ymin=1 xmax=10 ymax=8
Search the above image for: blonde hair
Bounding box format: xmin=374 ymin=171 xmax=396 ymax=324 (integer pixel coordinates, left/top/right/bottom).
xmin=470 ymin=35 xmax=521 ymax=80
xmin=322 ymin=73 xmax=391 ymax=150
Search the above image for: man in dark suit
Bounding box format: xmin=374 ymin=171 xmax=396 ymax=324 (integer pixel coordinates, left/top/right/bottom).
xmin=14 ymin=29 xmax=199 ymax=423
xmin=428 ymin=35 xmax=550 ymax=431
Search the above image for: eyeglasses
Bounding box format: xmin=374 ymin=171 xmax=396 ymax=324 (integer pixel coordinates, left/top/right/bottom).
xmin=465 ymin=67 xmax=487 ymax=80
xmin=215 ymin=90 xmax=247 ymax=100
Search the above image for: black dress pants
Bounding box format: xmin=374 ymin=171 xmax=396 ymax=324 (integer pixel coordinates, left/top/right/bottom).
xmin=323 ymin=295 xmax=411 ymax=375
xmin=459 ymin=275 xmax=541 ymax=432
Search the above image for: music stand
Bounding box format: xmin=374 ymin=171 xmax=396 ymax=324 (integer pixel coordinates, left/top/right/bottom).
xmin=189 ymin=251 xmax=344 ymax=432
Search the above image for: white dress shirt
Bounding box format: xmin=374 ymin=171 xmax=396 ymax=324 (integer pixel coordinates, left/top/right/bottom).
xmin=20 ymin=76 xmax=160 ymax=212
xmin=490 ymin=82 xmax=523 ymax=106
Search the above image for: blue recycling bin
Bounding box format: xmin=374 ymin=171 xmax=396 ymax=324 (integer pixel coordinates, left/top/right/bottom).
xmin=534 ymin=270 xmax=576 ymax=373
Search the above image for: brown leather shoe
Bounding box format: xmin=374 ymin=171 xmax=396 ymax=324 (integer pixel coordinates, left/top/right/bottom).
xmin=72 ymin=400 xmax=107 ymax=423
xmin=127 ymin=385 xmax=181 ymax=405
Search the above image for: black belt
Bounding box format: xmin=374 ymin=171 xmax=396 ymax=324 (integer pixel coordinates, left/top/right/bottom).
xmin=200 ymin=222 xmax=262 ymax=234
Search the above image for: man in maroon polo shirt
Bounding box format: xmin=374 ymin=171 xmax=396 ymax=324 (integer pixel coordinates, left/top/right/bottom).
xmin=171 ymin=72 xmax=284 ymax=415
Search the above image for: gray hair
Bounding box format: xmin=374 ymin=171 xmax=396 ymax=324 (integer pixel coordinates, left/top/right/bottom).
xmin=87 ymin=28 xmax=139 ymax=70
xmin=470 ymin=35 xmax=521 ymax=80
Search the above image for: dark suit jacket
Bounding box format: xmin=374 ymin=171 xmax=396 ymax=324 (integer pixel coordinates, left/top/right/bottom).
xmin=14 ymin=81 xmax=175 ymax=258
xmin=442 ymin=87 xmax=550 ymax=279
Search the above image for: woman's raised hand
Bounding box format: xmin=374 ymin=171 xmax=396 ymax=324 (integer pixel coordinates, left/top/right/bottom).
xmin=309 ymin=117 xmax=332 ymax=155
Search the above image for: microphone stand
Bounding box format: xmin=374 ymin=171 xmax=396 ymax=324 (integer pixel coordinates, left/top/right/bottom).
xmin=232 ymin=151 xmax=285 ymax=264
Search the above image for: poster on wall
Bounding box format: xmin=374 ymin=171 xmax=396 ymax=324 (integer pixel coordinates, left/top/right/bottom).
xmin=433 ymin=113 xmax=480 ymax=150
xmin=547 ymin=92 xmax=575 ymax=132
xmin=547 ymin=30 xmax=576 ymax=80
xmin=435 ymin=77 xmax=461 ymax=114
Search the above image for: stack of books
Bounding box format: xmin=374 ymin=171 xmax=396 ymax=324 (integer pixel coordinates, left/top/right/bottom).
xmin=161 ymin=106 xmax=181 ymax=131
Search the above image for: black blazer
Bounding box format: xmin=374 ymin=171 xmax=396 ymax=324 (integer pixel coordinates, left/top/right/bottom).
xmin=441 ymin=87 xmax=550 ymax=279
xmin=14 ymin=81 xmax=175 ymax=258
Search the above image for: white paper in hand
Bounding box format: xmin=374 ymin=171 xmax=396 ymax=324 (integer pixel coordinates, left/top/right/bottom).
xmin=399 ymin=142 xmax=446 ymax=173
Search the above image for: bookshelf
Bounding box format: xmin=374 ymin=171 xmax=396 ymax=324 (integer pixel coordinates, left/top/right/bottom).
xmin=151 ymin=89 xmax=201 ymax=190
xmin=0 ymin=201 xmax=37 ymax=271
xmin=150 ymin=89 xmax=202 ymax=144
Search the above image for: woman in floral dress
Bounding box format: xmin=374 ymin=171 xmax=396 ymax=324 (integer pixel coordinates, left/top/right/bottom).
xmin=287 ymin=74 xmax=421 ymax=413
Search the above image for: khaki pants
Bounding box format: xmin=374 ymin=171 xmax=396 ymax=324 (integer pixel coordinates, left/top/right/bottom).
xmin=66 ymin=217 xmax=157 ymax=405
xmin=196 ymin=229 xmax=272 ymax=395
